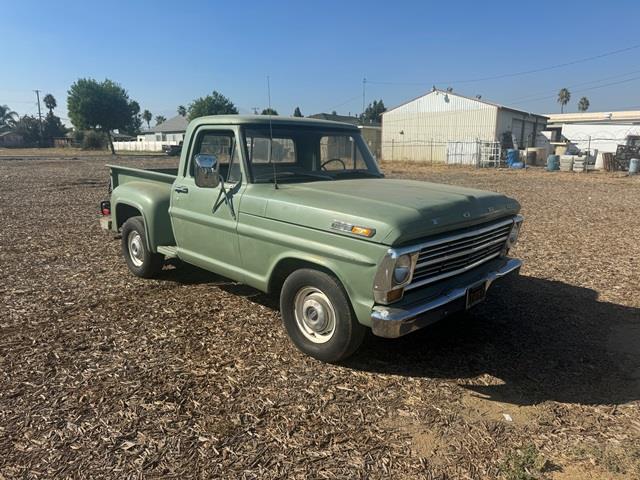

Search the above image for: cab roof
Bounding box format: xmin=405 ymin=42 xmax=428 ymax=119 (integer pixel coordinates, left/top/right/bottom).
xmin=189 ymin=114 xmax=360 ymax=131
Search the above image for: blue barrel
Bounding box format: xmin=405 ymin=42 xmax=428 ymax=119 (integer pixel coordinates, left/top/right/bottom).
xmin=630 ymin=158 xmax=639 ymax=175
xmin=546 ymin=154 xmax=560 ymax=171
xmin=507 ymin=149 xmax=519 ymax=166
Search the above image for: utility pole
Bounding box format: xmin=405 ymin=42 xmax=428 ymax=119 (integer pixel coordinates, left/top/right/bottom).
xmin=34 ymin=90 xmax=44 ymax=146
xmin=361 ymin=77 xmax=366 ymax=125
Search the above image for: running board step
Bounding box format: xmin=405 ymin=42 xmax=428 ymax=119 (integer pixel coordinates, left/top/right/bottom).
xmin=157 ymin=245 xmax=178 ymax=258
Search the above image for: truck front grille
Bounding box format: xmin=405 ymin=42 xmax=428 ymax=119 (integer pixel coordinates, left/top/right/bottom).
xmin=406 ymin=218 xmax=514 ymax=291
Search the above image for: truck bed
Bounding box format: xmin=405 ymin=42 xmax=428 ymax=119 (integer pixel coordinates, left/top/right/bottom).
xmin=107 ymin=164 xmax=178 ymax=189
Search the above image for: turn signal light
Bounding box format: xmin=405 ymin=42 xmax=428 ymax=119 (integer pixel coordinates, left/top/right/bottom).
xmin=385 ymin=288 xmax=404 ymax=303
xmin=351 ymin=226 xmax=374 ymax=237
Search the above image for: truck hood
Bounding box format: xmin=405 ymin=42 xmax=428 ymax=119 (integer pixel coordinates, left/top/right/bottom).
xmin=244 ymin=178 xmax=520 ymax=245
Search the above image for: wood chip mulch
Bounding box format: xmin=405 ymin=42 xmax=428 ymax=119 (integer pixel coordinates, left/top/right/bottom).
xmin=1 ymin=155 xmax=639 ymax=479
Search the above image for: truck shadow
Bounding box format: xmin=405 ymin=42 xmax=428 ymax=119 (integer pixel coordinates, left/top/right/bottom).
xmin=159 ymin=265 xmax=640 ymax=406
xmin=348 ymin=275 xmax=640 ymax=406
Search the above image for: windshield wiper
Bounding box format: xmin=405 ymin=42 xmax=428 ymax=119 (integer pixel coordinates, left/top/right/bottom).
xmin=256 ymin=171 xmax=333 ymax=183
xmin=332 ymin=170 xmax=383 ymax=178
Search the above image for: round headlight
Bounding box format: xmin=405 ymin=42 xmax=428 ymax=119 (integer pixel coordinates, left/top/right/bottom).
xmin=507 ymin=223 xmax=520 ymax=246
xmin=393 ymin=254 xmax=412 ymax=285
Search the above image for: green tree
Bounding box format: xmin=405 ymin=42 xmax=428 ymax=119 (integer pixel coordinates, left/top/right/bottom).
xmin=362 ymin=99 xmax=386 ymax=123
xmin=261 ymin=108 xmax=278 ymax=116
xmin=13 ymin=115 xmax=41 ymax=146
xmin=67 ymin=78 xmax=141 ymax=154
xmin=557 ymin=88 xmax=571 ymax=113
xmin=187 ymin=90 xmax=238 ymax=120
xmin=293 ymin=106 xmax=303 ymax=117
xmin=125 ymin=100 xmax=142 ymax=136
xmin=155 ymin=115 xmax=167 ymax=125
xmin=43 ymin=94 xmax=57 ymax=115
xmin=43 ymin=112 xmax=67 ymax=144
xmin=0 ymin=105 xmax=18 ymax=132
xmin=142 ymin=109 xmax=152 ymax=129
xmin=578 ymin=96 xmax=590 ymax=112
xmin=177 ymin=105 xmax=187 ymax=117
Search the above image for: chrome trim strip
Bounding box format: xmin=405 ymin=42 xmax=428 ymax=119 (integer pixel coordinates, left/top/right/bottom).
xmin=417 ymin=225 xmax=511 ymax=259
xmin=371 ymin=258 xmax=522 ymax=338
xmin=394 ymin=216 xmax=515 ymax=256
xmin=415 ymin=234 xmax=509 ymax=269
xmin=406 ymin=250 xmax=503 ymax=290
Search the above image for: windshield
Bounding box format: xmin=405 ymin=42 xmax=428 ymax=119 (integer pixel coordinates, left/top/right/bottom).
xmin=243 ymin=126 xmax=382 ymax=183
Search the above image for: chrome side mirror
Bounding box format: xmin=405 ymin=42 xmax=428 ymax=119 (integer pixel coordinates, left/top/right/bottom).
xmin=194 ymin=154 xmax=220 ymax=188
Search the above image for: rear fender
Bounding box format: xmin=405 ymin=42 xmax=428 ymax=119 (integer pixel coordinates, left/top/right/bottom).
xmin=111 ymin=181 xmax=175 ymax=252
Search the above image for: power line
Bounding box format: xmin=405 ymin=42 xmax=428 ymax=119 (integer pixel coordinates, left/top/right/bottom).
xmin=367 ymin=43 xmax=640 ymax=86
xmin=504 ymin=68 xmax=640 ymax=104
xmin=509 ymin=75 xmax=640 ymax=106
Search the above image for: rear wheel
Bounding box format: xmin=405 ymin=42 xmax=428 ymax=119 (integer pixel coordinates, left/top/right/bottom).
xmin=121 ymin=216 xmax=163 ymax=278
xmin=280 ymin=269 xmax=366 ymax=363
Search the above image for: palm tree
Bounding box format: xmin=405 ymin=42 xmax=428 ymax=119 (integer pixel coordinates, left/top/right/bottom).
xmin=557 ymin=88 xmax=571 ymax=113
xmin=155 ymin=115 xmax=166 ymax=125
xmin=0 ymin=104 xmax=18 ymax=132
xmin=142 ymin=110 xmax=152 ymax=129
xmin=43 ymin=94 xmax=57 ymax=114
xmin=578 ymin=96 xmax=590 ymax=112
xmin=177 ymin=105 xmax=186 ymax=117
xmin=293 ymin=106 xmax=303 ymax=117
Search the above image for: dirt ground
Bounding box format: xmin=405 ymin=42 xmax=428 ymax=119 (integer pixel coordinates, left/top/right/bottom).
xmin=1 ymin=154 xmax=639 ymax=479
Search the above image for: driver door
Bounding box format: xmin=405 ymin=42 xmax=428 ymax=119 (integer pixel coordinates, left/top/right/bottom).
xmin=169 ymin=127 xmax=245 ymax=280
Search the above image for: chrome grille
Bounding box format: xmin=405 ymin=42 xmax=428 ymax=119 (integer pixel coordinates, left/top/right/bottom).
xmin=406 ymin=218 xmax=514 ymax=290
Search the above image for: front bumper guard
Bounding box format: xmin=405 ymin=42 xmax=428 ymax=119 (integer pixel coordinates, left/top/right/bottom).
xmin=371 ymin=258 xmax=522 ymax=338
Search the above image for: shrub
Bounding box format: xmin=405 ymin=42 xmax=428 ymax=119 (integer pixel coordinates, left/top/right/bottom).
xmin=82 ymin=130 xmax=106 ymax=150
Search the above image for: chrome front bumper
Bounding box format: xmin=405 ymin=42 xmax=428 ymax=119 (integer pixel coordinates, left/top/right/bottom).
xmin=371 ymin=258 xmax=522 ymax=338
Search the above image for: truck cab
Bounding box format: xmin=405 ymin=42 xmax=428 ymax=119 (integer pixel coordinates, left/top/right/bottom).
xmin=101 ymin=115 xmax=523 ymax=362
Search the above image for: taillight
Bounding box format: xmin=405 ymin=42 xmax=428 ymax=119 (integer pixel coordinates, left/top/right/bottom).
xmin=100 ymin=200 xmax=111 ymax=216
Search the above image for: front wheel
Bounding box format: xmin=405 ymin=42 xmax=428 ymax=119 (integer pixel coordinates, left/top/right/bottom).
xmin=121 ymin=216 xmax=164 ymax=278
xmin=280 ymin=269 xmax=366 ymax=363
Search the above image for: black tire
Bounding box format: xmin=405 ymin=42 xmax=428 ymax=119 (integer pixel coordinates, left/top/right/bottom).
xmin=280 ymin=268 xmax=366 ymax=363
xmin=121 ymin=216 xmax=163 ymax=278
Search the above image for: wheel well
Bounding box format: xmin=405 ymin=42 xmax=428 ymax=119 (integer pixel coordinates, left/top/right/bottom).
xmin=268 ymin=258 xmax=337 ymax=296
xmin=116 ymin=203 xmax=142 ymax=230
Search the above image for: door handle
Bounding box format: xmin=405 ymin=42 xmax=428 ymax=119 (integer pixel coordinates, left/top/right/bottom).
xmin=174 ymin=186 xmax=189 ymax=194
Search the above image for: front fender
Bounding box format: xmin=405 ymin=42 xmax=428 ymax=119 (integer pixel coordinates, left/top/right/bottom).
xmin=111 ymin=181 xmax=174 ymax=252
xmin=238 ymin=215 xmax=388 ymax=326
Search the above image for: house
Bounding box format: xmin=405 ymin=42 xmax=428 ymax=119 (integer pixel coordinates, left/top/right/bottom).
xmin=137 ymin=115 xmax=188 ymax=143
xmin=0 ymin=131 xmax=24 ymax=147
xmin=309 ymin=113 xmax=382 ymax=159
xmin=381 ymin=89 xmax=548 ymax=163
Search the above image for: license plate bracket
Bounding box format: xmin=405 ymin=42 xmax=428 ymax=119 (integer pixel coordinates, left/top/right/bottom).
xmin=466 ymin=282 xmax=487 ymax=309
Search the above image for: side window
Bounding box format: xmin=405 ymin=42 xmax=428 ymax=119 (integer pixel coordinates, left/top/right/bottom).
xmin=190 ymin=130 xmax=241 ymax=183
xmin=320 ymin=135 xmax=366 ymax=170
xmin=246 ymin=134 xmax=296 ymax=164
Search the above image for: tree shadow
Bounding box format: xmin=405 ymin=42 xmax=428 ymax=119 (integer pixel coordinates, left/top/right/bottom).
xmin=157 ymin=264 xmax=640 ymax=406
xmin=347 ymin=275 xmax=640 ymax=406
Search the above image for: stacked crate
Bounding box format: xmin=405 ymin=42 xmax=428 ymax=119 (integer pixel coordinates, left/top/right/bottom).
xmin=559 ymin=155 xmax=574 ymax=172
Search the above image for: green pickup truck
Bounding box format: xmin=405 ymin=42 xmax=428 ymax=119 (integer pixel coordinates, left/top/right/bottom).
xmin=100 ymin=115 xmax=523 ymax=362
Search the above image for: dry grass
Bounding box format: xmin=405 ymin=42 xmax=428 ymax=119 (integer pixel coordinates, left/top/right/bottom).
xmin=1 ymin=155 xmax=639 ymax=479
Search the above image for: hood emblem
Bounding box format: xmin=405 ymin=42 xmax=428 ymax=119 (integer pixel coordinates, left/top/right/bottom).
xmin=462 ymin=212 xmax=471 ymax=218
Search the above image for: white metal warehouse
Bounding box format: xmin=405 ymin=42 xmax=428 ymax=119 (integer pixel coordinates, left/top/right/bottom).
xmin=381 ymin=89 xmax=548 ymax=164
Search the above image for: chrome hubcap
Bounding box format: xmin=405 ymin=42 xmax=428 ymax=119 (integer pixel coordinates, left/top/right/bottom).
xmin=127 ymin=231 xmax=144 ymax=267
xmin=294 ymin=287 xmax=336 ymax=344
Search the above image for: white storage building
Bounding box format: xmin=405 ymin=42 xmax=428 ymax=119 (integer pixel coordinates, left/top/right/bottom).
xmin=381 ymin=89 xmax=547 ymax=164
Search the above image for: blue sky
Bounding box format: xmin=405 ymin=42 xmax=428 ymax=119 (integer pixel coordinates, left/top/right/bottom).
xmin=3 ymin=0 xmax=640 ymax=125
